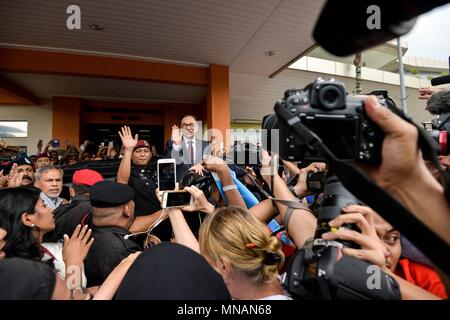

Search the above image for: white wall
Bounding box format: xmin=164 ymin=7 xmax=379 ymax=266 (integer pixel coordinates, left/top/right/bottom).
xmin=0 ymin=99 xmax=53 ymax=155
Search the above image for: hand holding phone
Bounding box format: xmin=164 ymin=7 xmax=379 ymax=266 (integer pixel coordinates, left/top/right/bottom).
xmin=157 ymin=159 xmax=176 ymax=191
xmin=306 ymin=171 xmax=325 ymax=193
xmin=162 ymin=190 xmax=192 ymax=208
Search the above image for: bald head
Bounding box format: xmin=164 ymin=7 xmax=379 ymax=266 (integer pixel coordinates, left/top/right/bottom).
xmin=92 ymin=200 xmax=135 ymax=229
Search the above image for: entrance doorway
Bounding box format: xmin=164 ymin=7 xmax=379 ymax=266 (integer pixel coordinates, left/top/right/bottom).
xmin=82 ymin=124 xmax=165 ymax=156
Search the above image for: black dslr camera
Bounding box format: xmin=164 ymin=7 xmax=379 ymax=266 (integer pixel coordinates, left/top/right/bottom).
xmin=282 ymin=176 xmax=400 ymax=300
xmin=262 ymin=78 xmax=384 ymax=163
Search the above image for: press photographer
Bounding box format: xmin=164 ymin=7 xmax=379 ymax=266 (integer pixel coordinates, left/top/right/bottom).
xmin=262 ymin=78 xmax=450 ymax=299
xmin=425 ymin=90 xmax=450 ymax=159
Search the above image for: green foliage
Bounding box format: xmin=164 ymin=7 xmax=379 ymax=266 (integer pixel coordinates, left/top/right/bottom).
xmin=410 ymin=67 xmax=419 ymax=75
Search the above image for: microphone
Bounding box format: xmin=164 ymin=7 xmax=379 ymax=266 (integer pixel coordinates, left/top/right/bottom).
xmin=426 ymin=91 xmax=450 ymax=115
xmin=431 ymin=75 xmax=450 ymax=86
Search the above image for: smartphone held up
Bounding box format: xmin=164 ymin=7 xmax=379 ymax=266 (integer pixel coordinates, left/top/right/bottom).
xmin=157 ymin=159 xmax=176 ymax=191
xmin=162 ymin=190 xmax=192 ymax=209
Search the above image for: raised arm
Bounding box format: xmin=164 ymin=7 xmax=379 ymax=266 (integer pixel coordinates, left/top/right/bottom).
xmin=248 ymin=199 xmax=277 ymax=223
xmin=117 ymin=126 xmax=138 ymax=184
xmin=166 ymin=208 xmax=200 ymax=253
xmin=203 ymin=156 xmax=247 ymax=208
xmin=260 ymin=151 xmax=316 ymax=247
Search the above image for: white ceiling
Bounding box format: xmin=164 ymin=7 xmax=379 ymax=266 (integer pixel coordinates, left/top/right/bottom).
xmin=3 ymin=72 xmax=206 ymax=104
xmin=0 ymin=0 xmax=325 ymax=75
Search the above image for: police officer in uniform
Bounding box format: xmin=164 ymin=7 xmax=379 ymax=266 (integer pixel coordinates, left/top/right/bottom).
xmin=117 ymin=126 xmax=172 ymax=241
xmin=84 ymin=180 xmax=142 ymax=287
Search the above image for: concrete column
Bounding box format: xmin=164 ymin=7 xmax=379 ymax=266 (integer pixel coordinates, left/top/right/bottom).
xmin=207 ymin=64 xmax=230 ymax=148
xmin=52 ymin=97 xmax=81 ymax=147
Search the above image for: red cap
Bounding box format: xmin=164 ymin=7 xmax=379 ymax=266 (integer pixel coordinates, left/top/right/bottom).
xmin=35 ymin=153 xmax=50 ymax=161
xmin=134 ymin=140 xmax=150 ymax=151
xmin=72 ymin=169 xmax=104 ymax=186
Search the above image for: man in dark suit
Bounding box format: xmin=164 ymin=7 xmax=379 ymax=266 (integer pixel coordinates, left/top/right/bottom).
xmin=166 ymin=115 xmax=210 ymax=181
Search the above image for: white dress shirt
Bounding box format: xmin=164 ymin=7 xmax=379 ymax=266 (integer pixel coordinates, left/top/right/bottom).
xmin=173 ymin=138 xmax=196 ymax=163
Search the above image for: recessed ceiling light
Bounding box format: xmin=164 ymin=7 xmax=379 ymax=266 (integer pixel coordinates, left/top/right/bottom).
xmin=264 ymin=50 xmax=275 ymax=56
xmin=89 ymin=24 xmax=104 ymax=31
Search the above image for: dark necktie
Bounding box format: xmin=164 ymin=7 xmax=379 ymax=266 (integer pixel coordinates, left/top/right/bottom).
xmin=188 ymin=141 xmax=194 ymax=164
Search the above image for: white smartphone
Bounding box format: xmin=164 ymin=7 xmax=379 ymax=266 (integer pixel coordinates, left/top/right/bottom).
xmin=162 ymin=190 xmax=192 ymax=208
xmin=157 ymin=158 xmax=176 ymax=191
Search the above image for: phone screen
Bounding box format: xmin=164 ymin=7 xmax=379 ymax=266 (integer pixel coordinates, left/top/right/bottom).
xmin=158 ymin=162 xmax=176 ymax=190
xmin=165 ymin=191 xmax=191 ymax=208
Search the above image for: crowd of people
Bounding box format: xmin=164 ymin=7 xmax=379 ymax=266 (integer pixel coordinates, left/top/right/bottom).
xmin=0 ymin=88 xmax=449 ymax=300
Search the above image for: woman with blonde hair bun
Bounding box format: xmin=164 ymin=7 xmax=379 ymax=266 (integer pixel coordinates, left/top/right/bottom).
xmin=159 ymin=183 xmax=291 ymax=300
xmin=198 ymin=206 xmax=289 ymax=300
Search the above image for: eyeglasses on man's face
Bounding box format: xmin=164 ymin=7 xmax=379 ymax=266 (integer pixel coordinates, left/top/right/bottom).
xmin=181 ymin=123 xmax=196 ymax=129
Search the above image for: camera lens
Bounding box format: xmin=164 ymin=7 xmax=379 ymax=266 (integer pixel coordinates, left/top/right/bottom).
xmin=318 ymin=85 xmax=344 ymax=110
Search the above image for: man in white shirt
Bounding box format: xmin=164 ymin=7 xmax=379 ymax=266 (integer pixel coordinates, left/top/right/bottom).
xmin=166 ymin=115 xmax=209 ymax=180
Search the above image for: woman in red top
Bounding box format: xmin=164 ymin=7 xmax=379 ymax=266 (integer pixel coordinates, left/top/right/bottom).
xmin=371 ymin=211 xmax=448 ymax=299
xmin=322 ymin=205 xmax=447 ymax=300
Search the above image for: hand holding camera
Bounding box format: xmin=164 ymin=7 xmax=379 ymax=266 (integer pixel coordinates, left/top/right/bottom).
xmin=259 ymin=149 xmax=278 ymax=185
xmin=360 ymin=96 xmax=423 ymax=191
xmin=321 ymin=205 xmax=386 ymax=268
xmin=202 ymin=155 xmax=227 ymax=173
xmin=293 ymin=162 xmax=326 ymax=197
xmin=182 ymin=185 xmax=215 ymax=214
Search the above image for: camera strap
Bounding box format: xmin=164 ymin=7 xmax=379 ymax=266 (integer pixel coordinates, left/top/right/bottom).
xmin=243 ymin=172 xmax=313 ymax=231
xmin=275 ymin=101 xmax=450 ymax=274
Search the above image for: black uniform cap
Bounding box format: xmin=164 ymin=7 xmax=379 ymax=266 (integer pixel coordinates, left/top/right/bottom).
xmin=90 ymin=180 xmax=135 ymax=208
xmin=12 ymin=152 xmax=33 ymax=166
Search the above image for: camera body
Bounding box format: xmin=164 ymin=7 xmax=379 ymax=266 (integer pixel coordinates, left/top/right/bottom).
xmin=263 ymin=78 xmax=384 ymax=163
xmin=282 ymin=245 xmax=400 ymax=300
xmin=281 ymin=175 xmax=400 ymax=300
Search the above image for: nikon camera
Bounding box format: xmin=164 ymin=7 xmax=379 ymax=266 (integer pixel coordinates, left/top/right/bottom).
xmin=281 ymin=176 xmax=401 ymax=300
xmin=262 ymin=78 xmax=384 ymax=164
